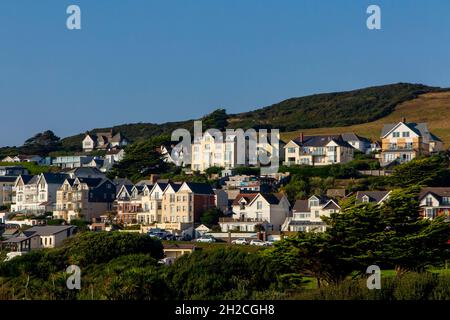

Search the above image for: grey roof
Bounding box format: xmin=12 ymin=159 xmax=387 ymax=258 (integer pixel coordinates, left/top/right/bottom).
xmin=341 ymin=132 xmax=371 ymax=143
xmin=18 ymin=175 xmax=34 ymax=185
xmin=291 ymin=135 xmax=352 ymax=148
xmin=419 ymin=187 xmax=450 ymax=201
xmin=68 ymin=167 xmax=105 ymax=178
xmin=41 ymin=173 xmax=69 ymax=185
xmin=0 ymin=176 xmax=18 ymax=183
xmin=26 ymin=225 xmax=74 ymax=236
xmin=77 ymin=177 xmax=105 ymax=188
xmin=355 ymin=191 xmax=390 ymax=204
xmin=381 ymin=122 xmax=442 ymax=142
xmin=292 ymin=196 xmax=336 ymax=212
xmin=184 ymin=182 xmax=215 ymax=195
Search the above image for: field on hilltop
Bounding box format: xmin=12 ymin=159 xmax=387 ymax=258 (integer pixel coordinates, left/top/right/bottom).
xmin=281 ymin=91 xmax=450 ymax=146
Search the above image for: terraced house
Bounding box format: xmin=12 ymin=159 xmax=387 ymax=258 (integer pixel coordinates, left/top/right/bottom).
xmin=284 ymin=133 xmax=354 ymax=166
xmin=11 ymin=173 xmax=69 ymax=214
xmin=115 ymin=184 xmax=146 ymax=224
xmin=53 ymin=177 xmax=116 ymax=222
xmin=160 ymin=182 xmax=216 ymax=231
xmin=138 ymin=181 xmax=168 ymax=224
xmin=380 ymin=119 xmax=443 ymax=166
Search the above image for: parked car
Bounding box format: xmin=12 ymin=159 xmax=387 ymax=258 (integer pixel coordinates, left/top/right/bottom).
xmin=196 ymin=236 xmax=216 ymax=243
xmin=249 ymin=239 xmax=267 ymax=246
xmin=231 ymin=238 xmax=248 ymax=245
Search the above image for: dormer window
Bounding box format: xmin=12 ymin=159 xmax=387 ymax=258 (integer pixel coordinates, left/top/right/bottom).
xmin=362 ymin=195 xmax=370 ymax=203
xmin=309 ymin=198 xmax=319 ymax=208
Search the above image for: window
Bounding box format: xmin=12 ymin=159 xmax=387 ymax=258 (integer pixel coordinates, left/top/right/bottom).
xmin=256 ymin=201 xmax=263 ymax=210
xmin=288 ymin=147 xmax=296 ymax=153
xmin=393 ymin=132 xmax=400 ymax=138
xmin=442 ymin=197 xmax=450 ymax=205
xmin=402 ymin=132 xmax=410 ymax=138
xmin=309 ymin=199 xmax=319 ymax=207
xmin=315 ymin=211 xmax=320 ymax=218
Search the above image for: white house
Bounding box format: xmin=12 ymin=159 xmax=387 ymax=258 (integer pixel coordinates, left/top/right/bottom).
xmin=219 ymin=193 xmax=290 ymax=233
xmin=419 ymin=187 xmax=450 ymax=220
xmin=284 ymin=134 xmax=354 ymax=166
xmin=82 ymin=130 xmax=128 ymax=152
xmin=11 ymin=173 xmax=69 ymax=214
xmin=283 ymin=195 xmax=340 ymax=233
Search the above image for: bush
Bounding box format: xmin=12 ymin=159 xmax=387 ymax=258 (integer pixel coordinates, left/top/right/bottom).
xmin=64 ymin=232 xmax=164 ymax=266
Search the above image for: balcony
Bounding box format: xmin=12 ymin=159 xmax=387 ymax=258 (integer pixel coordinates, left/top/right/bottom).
xmin=219 ymin=217 xmax=263 ymax=223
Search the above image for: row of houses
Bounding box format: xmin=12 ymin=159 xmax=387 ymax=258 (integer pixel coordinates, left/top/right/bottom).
xmin=2 ymin=149 xmax=125 ymax=172
xmin=161 ymin=119 xmax=444 ymax=172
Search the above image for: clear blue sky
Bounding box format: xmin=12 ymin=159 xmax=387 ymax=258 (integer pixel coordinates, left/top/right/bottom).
xmin=1 ymin=0 xmax=450 ymax=146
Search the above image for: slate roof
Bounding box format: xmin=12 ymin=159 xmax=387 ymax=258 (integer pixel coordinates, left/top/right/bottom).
xmin=26 ymin=225 xmax=74 ymax=236
xmin=41 ymin=173 xmax=69 ymax=185
xmin=0 ymin=176 xmax=18 ymax=183
xmin=381 ymin=122 xmax=442 ymax=142
xmin=419 ymin=187 xmax=450 ymax=201
xmin=291 ymin=135 xmax=352 ymax=148
xmin=184 ymin=182 xmax=215 ymax=195
xmin=341 ymin=132 xmax=371 ymax=143
xmin=355 ymin=191 xmax=390 ymax=204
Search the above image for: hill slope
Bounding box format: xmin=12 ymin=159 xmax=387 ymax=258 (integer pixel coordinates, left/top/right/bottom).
xmin=59 ymin=83 xmax=438 ymax=151
xmin=281 ymin=91 xmax=450 ymax=146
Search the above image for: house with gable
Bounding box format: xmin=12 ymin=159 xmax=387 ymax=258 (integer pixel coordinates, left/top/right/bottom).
xmin=116 ymin=184 xmax=146 ymax=224
xmin=159 ymin=182 xmax=216 ymax=232
xmin=283 ymin=133 xmax=354 ymax=166
xmin=53 ymin=177 xmax=116 ymax=222
xmin=138 ymin=181 xmax=169 ymax=225
xmin=419 ymin=187 xmax=450 ymax=220
xmin=11 ymin=173 xmax=69 ymax=214
xmin=220 ymin=192 xmax=290 ymax=233
xmin=82 ymin=130 xmax=128 ymax=152
xmin=380 ymin=118 xmax=443 ymax=166
xmin=283 ymin=195 xmax=340 ymax=233
xmin=355 ymin=190 xmax=391 ymax=205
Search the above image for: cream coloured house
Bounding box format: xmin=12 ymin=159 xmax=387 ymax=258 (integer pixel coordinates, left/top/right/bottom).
xmin=53 ymin=177 xmax=116 ymax=222
xmin=284 ymin=134 xmax=354 ymax=166
xmin=137 ymin=182 xmax=168 ymax=224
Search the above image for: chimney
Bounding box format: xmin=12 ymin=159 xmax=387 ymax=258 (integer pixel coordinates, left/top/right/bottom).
xmin=299 ymin=132 xmax=304 ymax=143
xmin=401 ymin=117 xmax=406 ymax=123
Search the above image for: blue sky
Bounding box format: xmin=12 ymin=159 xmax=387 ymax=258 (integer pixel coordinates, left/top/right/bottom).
xmin=1 ymin=0 xmax=450 ymax=146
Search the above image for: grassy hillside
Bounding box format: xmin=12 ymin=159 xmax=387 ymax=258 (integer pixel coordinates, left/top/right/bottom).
xmin=281 ymin=91 xmax=450 ymax=146
xmin=228 ymin=83 xmax=438 ymax=131
xmin=58 ymin=83 xmax=438 ymax=151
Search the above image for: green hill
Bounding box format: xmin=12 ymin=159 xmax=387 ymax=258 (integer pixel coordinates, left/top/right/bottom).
xmin=60 ymin=83 xmax=439 ymax=150
xmin=0 ymin=83 xmax=443 ymax=156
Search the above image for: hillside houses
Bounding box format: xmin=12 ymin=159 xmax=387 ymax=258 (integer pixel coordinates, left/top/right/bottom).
xmin=380 ymin=119 xmax=443 ymax=166
xmin=53 ymin=177 xmax=116 ymax=222
xmin=11 ymin=173 xmax=69 ymax=214
xmin=82 ymin=130 xmax=128 ymax=152
xmin=283 ymin=133 xmax=354 ymax=166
